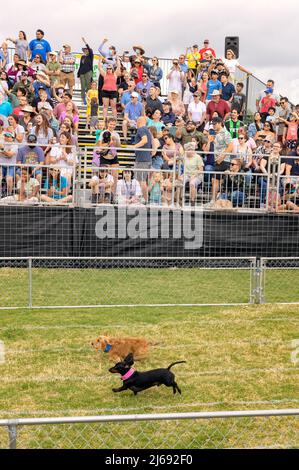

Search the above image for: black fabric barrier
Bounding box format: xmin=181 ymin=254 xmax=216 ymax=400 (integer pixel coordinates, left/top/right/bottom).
xmin=0 ymin=206 xmax=298 ymax=258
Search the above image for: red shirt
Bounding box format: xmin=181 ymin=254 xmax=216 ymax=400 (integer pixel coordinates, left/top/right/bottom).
xmin=199 ymin=47 xmax=216 ymax=58
xmin=206 ymin=99 xmax=231 ymax=120
xmin=260 ymin=96 xmax=276 ymax=114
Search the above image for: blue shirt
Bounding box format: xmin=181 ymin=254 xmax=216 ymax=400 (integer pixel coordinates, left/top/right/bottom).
xmin=206 ymin=79 xmax=222 ymax=101
xmin=44 ymin=176 xmax=68 ymax=199
xmin=29 ymin=39 xmax=52 ymax=61
xmin=221 ymin=82 xmax=236 ymax=101
xmin=17 ymin=146 xmax=45 ymax=164
xmin=121 ymin=91 xmax=141 ymax=107
xmin=125 ymin=102 xmax=143 ymax=121
xmin=179 ymin=63 xmax=188 ymax=73
xmin=135 ymin=126 xmax=153 ymax=163
xmin=136 ymin=80 xmax=153 ymax=97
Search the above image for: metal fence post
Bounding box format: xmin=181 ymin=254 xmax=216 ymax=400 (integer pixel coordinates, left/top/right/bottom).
xmin=28 ymin=258 xmax=32 ymax=309
xmin=254 ymin=259 xmax=265 ymax=304
xmin=8 ymin=424 xmax=17 ymax=449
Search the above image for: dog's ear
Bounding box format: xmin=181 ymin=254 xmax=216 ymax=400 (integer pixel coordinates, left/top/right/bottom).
xmin=124 ymin=353 xmax=134 ymax=365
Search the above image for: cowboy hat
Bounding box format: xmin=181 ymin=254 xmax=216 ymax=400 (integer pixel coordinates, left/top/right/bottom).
xmin=133 ymin=45 xmax=145 ymax=55
xmin=21 ymin=105 xmax=37 ymax=114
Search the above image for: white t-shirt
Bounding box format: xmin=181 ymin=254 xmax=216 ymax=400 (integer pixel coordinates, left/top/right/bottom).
xmin=17 ymin=178 xmax=39 ymax=197
xmin=223 ymin=58 xmax=240 ymax=75
xmin=50 ymin=145 xmax=78 ymax=176
xmin=188 ymin=101 xmax=206 ymax=123
xmin=0 ymin=142 xmax=18 ymax=165
xmin=116 ymin=179 xmax=142 ymax=198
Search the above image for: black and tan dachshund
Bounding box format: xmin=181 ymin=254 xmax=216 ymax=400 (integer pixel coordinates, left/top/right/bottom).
xmin=109 ymin=353 xmax=186 ymax=395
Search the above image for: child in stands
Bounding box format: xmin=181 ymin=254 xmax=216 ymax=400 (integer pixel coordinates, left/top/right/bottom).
xmin=86 ymin=81 xmax=99 ymax=130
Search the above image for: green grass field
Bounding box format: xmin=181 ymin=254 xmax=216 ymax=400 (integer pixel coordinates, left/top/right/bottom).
xmin=1 ymin=265 xmax=299 ymax=308
xmin=0 ymin=303 xmax=298 ymax=448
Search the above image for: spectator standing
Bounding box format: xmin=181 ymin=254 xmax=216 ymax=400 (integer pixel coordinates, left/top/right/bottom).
xmin=29 ymin=29 xmax=52 ymax=62
xmin=166 ymin=59 xmax=184 ymax=97
xmin=209 ymin=117 xmax=232 ymax=204
xmin=132 ymin=116 xmax=153 ymax=201
xmin=206 ymin=70 xmax=222 ymax=101
xmin=199 ymin=39 xmax=216 ymax=59
xmin=59 ymin=45 xmax=76 ymax=94
xmin=231 ymin=82 xmax=246 ymax=120
xmin=0 ymin=131 xmax=18 ymax=195
xmin=98 ymin=55 xmax=121 ymax=122
xmin=178 ymin=54 xmax=188 ymax=74
xmin=222 ymin=49 xmax=251 ymax=82
xmin=86 ymin=81 xmax=98 ymax=129
xmin=185 ymin=45 xmax=201 ymax=75
xmin=122 ymin=92 xmax=143 ymax=144
xmin=276 ymin=97 xmax=291 ymax=144
xmin=148 ymin=57 xmax=163 ymax=88
xmin=45 ymin=52 xmax=61 ymax=87
xmin=77 ymin=37 xmax=94 ymax=103
xmin=256 ymin=79 xmax=280 ymax=109
xmin=6 ymin=31 xmax=29 ymax=61
xmin=259 ymin=88 xmax=276 ymax=123
xmin=29 ymin=54 xmax=46 ymax=74
xmin=220 ymin=73 xmax=235 ymax=102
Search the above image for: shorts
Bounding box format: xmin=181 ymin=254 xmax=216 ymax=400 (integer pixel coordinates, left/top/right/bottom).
xmin=101 ymin=90 xmax=118 ymax=100
xmin=214 ymin=161 xmax=230 ymax=180
xmin=134 ymin=161 xmax=151 ymax=182
xmin=90 ymin=116 xmax=99 ymax=128
xmin=287 ymin=140 xmax=297 ymax=150
xmin=0 ymin=166 xmax=15 ymax=178
xmin=185 ymin=175 xmax=202 ymax=188
xmin=100 ymin=156 xmax=119 ymax=166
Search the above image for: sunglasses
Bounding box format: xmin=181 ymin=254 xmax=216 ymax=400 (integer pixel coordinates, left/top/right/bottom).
xmin=230 ymin=162 xmax=238 ymax=166
xmin=238 ymin=137 xmax=245 ymax=140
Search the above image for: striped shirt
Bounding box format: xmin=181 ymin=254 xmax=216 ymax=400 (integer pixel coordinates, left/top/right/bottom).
xmin=60 ymin=52 xmax=75 ymax=73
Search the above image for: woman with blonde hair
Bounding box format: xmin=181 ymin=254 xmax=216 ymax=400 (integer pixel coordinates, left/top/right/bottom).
xmin=223 ymin=49 xmax=251 ymax=82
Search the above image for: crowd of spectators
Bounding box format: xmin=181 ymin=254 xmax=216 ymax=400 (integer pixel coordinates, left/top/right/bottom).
xmin=0 ymin=30 xmax=298 ymax=210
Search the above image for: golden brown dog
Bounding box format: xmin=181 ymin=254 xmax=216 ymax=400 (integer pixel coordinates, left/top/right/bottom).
xmin=91 ymin=335 xmax=149 ymax=361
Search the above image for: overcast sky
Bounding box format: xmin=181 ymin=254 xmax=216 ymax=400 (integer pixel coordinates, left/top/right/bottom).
xmin=2 ymin=0 xmax=299 ymax=102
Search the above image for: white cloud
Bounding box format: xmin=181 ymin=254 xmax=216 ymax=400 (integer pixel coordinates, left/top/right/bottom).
xmin=1 ymin=0 xmax=299 ymax=101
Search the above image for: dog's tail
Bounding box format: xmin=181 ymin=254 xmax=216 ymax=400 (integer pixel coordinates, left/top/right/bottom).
xmin=167 ymin=361 xmax=186 ymax=370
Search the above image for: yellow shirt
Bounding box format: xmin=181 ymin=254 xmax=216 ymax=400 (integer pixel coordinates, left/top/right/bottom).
xmin=186 ymin=52 xmax=201 ymax=69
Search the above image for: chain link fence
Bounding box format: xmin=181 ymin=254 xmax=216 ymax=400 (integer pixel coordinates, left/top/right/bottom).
xmin=0 ymin=257 xmax=255 ymax=309
xmin=1 ymin=257 xmax=299 ymax=308
xmin=261 ymin=258 xmax=299 ymax=304
xmin=0 ymin=410 xmax=298 ymax=449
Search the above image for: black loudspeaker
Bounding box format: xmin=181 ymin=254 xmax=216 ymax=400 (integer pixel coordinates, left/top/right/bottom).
xmin=225 ymin=36 xmax=239 ymax=59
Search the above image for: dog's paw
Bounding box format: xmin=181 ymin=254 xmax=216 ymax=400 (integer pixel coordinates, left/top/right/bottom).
xmin=112 ymin=388 xmax=118 ymax=393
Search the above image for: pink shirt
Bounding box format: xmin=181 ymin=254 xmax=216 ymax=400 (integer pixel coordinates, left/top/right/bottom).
xmin=286 ymin=122 xmax=298 ymax=141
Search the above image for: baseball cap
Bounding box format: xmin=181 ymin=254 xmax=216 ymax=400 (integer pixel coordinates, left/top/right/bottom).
xmin=63 ymin=44 xmax=71 ymax=48
xmin=36 ymin=71 xmax=48 ymax=80
xmin=211 ymin=69 xmax=219 ymax=75
xmin=170 ymin=89 xmax=179 ymax=94
xmin=40 ymin=102 xmax=53 ymax=111
xmin=265 ymin=88 xmax=273 ymax=94
xmin=27 ymin=134 xmax=37 ymax=143
xmin=193 ymin=92 xmax=200 ymax=97
xmin=204 ymin=39 xmax=209 ymax=43
xmin=4 ymin=131 xmax=14 ymax=138
xmin=131 ymin=92 xmax=139 ymax=98
xmin=264 ymin=137 xmax=273 ymax=143
xmin=49 ymin=51 xmax=57 ymax=57
xmin=211 ymin=90 xmax=221 ymax=96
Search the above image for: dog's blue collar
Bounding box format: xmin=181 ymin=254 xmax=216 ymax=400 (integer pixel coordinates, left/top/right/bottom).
xmin=104 ymin=343 xmax=112 ymax=353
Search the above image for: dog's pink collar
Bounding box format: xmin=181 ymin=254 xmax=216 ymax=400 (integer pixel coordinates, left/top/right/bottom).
xmin=121 ymin=368 xmax=135 ymax=381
